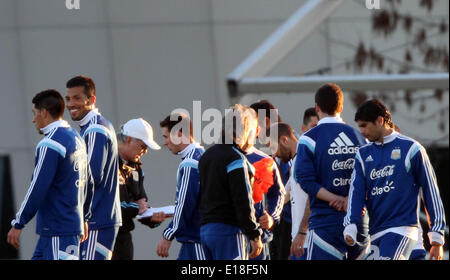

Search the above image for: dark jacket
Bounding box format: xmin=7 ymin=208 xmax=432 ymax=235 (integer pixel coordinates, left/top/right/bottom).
xmin=118 ymin=158 xmax=159 ymax=232
xmin=198 ymin=144 xmax=262 ymax=240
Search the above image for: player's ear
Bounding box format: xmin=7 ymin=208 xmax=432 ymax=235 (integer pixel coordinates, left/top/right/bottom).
xmin=88 ymin=95 xmax=96 ymax=106
xmin=301 ymin=124 xmax=307 ymax=133
xmin=315 ymin=104 xmax=321 ymax=114
xmin=376 ymin=116 xmax=384 ymax=127
xmin=41 ymin=108 xmax=48 ymax=119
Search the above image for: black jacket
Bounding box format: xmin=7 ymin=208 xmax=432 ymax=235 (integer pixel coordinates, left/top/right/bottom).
xmin=198 ymin=144 xmax=262 ymax=240
xmin=118 ymin=159 xmax=159 ymax=232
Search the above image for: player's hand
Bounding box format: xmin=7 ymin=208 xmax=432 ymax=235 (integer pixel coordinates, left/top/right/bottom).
xmin=7 ymin=227 xmax=21 ymax=249
xmin=329 ymin=196 xmax=347 ymax=211
xmin=249 ymin=236 xmax=263 ymax=259
xmin=136 ymin=198 xmax=148 ymax=215
xmin=429 ymin=244 xmax=443 ymax=260
xmin=290 ymin=233 xmax=306 ymax=258
xmin=151 ymin=212 xmax=166 ymax=223
xmin=344 ymin=234 xmax=355 ymax=246
xmin=156 ymin=238 xmax=172 ymax=258
xmin=259 ymin=211 xmax=274 ymax=230
xmin=80 ymin=222 xmax=89 ymax=242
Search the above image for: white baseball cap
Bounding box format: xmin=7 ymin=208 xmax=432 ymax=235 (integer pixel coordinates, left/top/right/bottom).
xmin=121 ymin=118 xmax=161 ymax=150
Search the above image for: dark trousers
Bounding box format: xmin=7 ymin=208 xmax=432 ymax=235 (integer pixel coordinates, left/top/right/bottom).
xmin=112 ymin=231 xmax=133 ymax=260
xmin=269 ymin=218 xmax=292 ymax=260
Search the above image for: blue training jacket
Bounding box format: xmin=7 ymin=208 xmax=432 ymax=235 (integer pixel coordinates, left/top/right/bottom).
xmin=12 ymin=120 xmax=88 ymax=236
xmin=246 ymin=147 xmax=285 ymax=223
xmin=344 ymin=131 xmax=446 ymax=240
xmin=276 ymin=158 xmax=292 ymax=224
xmin=163 ymin=143 xmax=205 ymax=243
xmin=294 ymin=116 xmax=367 ymax=230
xmin=76 ymin=109 xmax=122 ymax=230
xmin=246 ymin=147 xmax=285 ymax=244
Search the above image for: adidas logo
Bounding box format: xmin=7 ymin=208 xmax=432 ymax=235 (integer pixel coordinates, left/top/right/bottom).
xmin=328 ymin=132 xmax=359 ymax=155
xmin=365 ymin=155 xmax=374 ymax=162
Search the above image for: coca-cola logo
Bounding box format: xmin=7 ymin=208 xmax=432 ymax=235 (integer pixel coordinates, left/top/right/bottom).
xmin=370 ymin=165 xmax=395 ymax=180
xmin=331 ymin=158 xmax=355 ymax=171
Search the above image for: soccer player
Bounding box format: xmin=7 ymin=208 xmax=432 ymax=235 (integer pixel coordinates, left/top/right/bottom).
xmin=156 ymin=113 xmax=206 ymax=260
xmin=199 ymin=104 xmax=263 ymax=260
xmin=269 ymin=122 xmax=306 ymax=260
xmin=269 ymin=108 xmax=318 ymax=260
xmin=344 ymin=99 xmax=446 ymax=260
xmin=8 ymin=90 xmax=88 ymax=260
xmin=244 ymin=108 xmax=285 ymax=260
xmin=249 ymin=100 xmax=292 ymax=260
xmin=300 ymin=107 xmax=319 ymax=136
xmin=269 ymin=108 xmax=319 ymax=260
xmin=65 ymin=75 xmax=121 ymax=260
xmin=294 ymin=83 xmax=369 ymax=260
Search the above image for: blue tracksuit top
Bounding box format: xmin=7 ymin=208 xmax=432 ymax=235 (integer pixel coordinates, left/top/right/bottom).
xmin=246 ymin=147 xmax=285 ymax=224
xmin=294 ymin=116 xmax=367 ymax=230
xmin=76 ymin=109 xmax=122 ymax=230
xmin=344 ymin=131 xmax=446 ymax=238
xmin=12 ymin=120 xmax=88 ymax=236
xmin=276 ymin=157 xmax=292 ymax=223
xmin=246 ymin=147 xmax=285 ymax=243
xmin=163 ymin=143 xmax=205 ymax=243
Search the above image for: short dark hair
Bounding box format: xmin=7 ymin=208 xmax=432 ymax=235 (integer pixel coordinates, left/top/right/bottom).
xmin=275 ymin=122 xmax=296 ymax=141
xmin=303 ymin=107 xmax=318 ymax=125
xmin=315 ymin=83 xmax=344 ymax=115
xmin=66 ymin=75 xmax=96 ymax=98
xmin=249 ymin=100 xmax=282 ymax=123
xmin=32 ymin=89 xmax=65 ymax=119
xmin=355 ymin=99 xmax=394 ymax=128
xmin=160 ymin=113 xmax=193 ymax=139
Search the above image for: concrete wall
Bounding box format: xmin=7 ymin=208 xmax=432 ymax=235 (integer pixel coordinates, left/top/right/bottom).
xmin=0 ymin=0 xmax=447 ymax=259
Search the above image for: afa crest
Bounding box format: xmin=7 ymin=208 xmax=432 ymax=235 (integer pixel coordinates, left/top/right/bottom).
xmin=391 ymin=148 xmax=401 ymax=160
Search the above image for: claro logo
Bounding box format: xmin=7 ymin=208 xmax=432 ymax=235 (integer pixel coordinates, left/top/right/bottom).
xmin=371 ymin=181 xmax=395 ymax=196
xmin=333 ymin=177 xmax=352 ymax=187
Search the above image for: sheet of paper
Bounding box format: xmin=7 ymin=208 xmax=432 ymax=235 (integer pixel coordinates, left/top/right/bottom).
xmin=135 ymin=205 xmax=175 ymax=219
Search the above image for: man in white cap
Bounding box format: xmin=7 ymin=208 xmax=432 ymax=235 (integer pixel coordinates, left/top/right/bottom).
xmin=112 ymin=118 xmax=166 ymax=260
